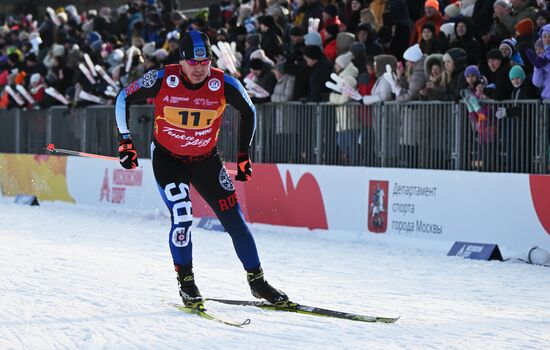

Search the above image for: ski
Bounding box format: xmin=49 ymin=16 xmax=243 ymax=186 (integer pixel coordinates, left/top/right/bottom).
xmin=206 ymin=298 xmax=399 ymax=324
xmin=169 ymin=302 xmax=251 ymax=327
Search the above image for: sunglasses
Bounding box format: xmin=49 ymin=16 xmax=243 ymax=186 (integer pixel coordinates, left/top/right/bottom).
xmin=185 ymin=59 xmax=212 ymax=66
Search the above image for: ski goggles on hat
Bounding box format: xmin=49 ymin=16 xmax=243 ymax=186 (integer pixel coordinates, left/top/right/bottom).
xmin=185 ymin=58 xmax=212 ymax=66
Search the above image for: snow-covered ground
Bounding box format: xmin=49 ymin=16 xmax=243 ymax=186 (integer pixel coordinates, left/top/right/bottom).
xmin=0 ymin=197 xmax=548 ymax=350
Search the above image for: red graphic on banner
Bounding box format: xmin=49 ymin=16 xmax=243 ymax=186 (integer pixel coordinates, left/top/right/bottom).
xmin=367 ymin=180 xmax=388 ymax=233
xmin=529 ymin=175 xmax=550 ymax=236
xmin=191 ymin=164 xmax=328 ymax=230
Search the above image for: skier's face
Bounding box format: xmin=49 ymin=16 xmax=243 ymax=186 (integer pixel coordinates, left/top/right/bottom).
xmin=180 ymin=58 xmax=211 ymax=84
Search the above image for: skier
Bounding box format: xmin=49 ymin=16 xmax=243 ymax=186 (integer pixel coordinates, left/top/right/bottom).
xmin=114 ymin=30 xmax=288 ymax=308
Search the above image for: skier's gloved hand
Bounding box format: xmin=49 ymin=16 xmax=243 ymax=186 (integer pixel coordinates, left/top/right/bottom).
xmin=235 ymin=151 xmax=252 ymax=182
xmin=118 ymin=135 xmax=139 ymax=169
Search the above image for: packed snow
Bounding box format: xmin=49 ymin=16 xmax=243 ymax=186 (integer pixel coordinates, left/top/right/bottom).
xmin=0 ymin=197 xmax=548 ymax=350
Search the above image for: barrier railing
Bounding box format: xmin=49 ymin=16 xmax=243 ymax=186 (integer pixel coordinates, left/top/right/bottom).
xmin=0 ymin=101 xmax=547 ymax=174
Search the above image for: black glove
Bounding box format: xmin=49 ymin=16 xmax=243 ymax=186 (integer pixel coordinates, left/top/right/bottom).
xmin=235 ymin=151 xmax=252 ymax=182
xmin=118 ymin=136 xmax=139 ymax=169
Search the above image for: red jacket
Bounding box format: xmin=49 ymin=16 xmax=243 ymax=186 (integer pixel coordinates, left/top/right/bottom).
xmin=323 ymin=40 xmax=337 ymax=63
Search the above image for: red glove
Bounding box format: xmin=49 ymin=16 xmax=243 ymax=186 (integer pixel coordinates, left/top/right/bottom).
xmin=235 ymin=151 xmax=252 ymax=181
xmin=118 ymin=137 xmax=139 ymax=169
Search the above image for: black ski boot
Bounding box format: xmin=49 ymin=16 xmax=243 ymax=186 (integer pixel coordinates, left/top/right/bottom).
xmin=175 ymin=263 xmax=203 ymax=308
xmin=246 ymin=266 xmax=288 ymax=304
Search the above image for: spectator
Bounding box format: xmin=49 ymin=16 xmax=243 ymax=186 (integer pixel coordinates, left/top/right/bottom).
xmin=323 ymin=24 xmax=340 ymax=62
xmin=395 ymin=43 xmax=427 ymax=102
xmin=248 ymin=58 xmax=277 ymax=104
xmin=535 ymin=10 xmax=550 ymax=40
xmin=483 ymin=48 xmax=513 ymax=101
xmin=461 ymin=64 xmax=494 ymax=170
xmin=444 ymin=2 xmax=463 ymax=23
xmin=330 ymin=51 xmax=360 ymax=164
xmin=335 ymin=32 xmax=356 ymax=57
xmin=258 ymin=15 xmax=284 ymax=61
xmin=419 ymin=22 xmax=444 ymax=55
xmin=302 ymin=45 xmax=332 ymax=102
xmin=419 ymin=53 xmax=444 ymax=101
xmin=300 ymin=0 xmax=324 ymax=31
xmin=410 ymin=0 xmax=445 ymax=45
xmin=271 ymin=62 xmax=295 ymax=102
xmin=487 ymin=0 xmax=514 ymax=48
xmin=355 ymin=23 xmax=382 ymax=58
xmin=346 ymin=0 xmax=365 ymax=34
xmin=496 ymin=65 xmax=539 ymax=172
xmin=285 ymin=26 xmax=310 ymax=100
xmin=529 ymin=24 xmax=550 ymax=100
xmin=499 ymin=38 xmax=524 ymax=67
xmin=499 ymin=0 xmax=538 ymax=37
xmin=321 ymin=4 xmax=346 ymax=40
xmin=369 ymin=0 xmax=388 ymax=29
xmin=424 ymin=47 xmax=468 ymax=101
xmin=449 ymin=17 xmax=481 ymax=65
xmin=387 ymin=0 xmax=414 ymax=60
xmin=362 ymin=54 xmax=397 ymax=105
xmin=242 ymin=33 xmax=261 ymax=76
xmin=515 ymin=18 xmax=536 ymax=74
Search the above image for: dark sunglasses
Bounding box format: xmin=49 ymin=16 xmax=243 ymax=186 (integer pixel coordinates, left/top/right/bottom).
xmin=185 ymin=59 xmax=212 ymax=66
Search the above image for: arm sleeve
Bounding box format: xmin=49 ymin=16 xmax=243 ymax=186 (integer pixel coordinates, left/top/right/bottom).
xmin=115 ymin=69 xmax=164 ymax=135
xmin=224 ymin=74 xmax=256 ymax=154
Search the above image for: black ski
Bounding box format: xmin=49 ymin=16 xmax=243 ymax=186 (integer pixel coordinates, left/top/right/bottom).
xmin=206 ymin=298 xmax=399 ymax=323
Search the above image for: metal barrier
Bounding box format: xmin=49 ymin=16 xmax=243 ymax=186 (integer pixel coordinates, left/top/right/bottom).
xmin=0 ymin=101 xmax=547 ymax=174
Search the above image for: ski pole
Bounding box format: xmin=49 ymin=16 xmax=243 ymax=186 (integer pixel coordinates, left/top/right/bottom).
xmin=46 ymin=143 xmax=119 ymax=161
xmin=45 ymin=144 xmax=237 ymax=174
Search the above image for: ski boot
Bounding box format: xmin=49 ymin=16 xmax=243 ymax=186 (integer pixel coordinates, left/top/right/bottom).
xmin=246 ymin=266 xmax=288 ymax=305
xmin=175 ymin=263 xmax=203 ymax=308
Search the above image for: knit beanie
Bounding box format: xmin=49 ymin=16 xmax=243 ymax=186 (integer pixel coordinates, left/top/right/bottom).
xmin=499 ymin=38 xmax=516 ymax=57
xmin=515 ymin=18 xmax=534 ymax=36
xmin=335 ymin=52 xmax=353 ymax=69
xmin=464 ymin=65 xmax=480 ymax=78
xmin=349 ymin=42 xmax=366 ymax=57
xmin=493 ymin=0 xmax=511 ymax=9
xmin=487 ymin=48 xmax=504 ymax=61
xmin=425 ymin=0 xmax=439 ymax=11
xmin=444 ymin=3 xmax=461 ymax=18
xmin=403 ymin=43 xmax=423 ymax=62
xmin=324 ymin=4 xmax=338 ymax=17
xmin=246 ymin=33 xmax=261 ymax=47
xmin=509 ymin=65 xmax=525 ymax=80
xmin=249 ymin=58 xmax=264 ymax=70
xmin=303 ymin=45 xmax=323 ymax=60
xmin=304 ymin=32 xmax=323 ymax=48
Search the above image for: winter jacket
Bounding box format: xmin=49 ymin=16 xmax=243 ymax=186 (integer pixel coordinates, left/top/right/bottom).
xmin=396 ymin=56 xmax=427 ymax=102
xmin=329 ymin=62 xmax=359 ymax=105
xmin=271 ymin=74 xmax=296 ymax=102
xmin=448 ymin=17 xmax=482 ymax=65
xmin=307 ymin=56 xmax=333 ymax=102
xmin=532 ymin=64 xmax=550 ymax=100
xmin=485 ymin=58 xmax=513 ymax=101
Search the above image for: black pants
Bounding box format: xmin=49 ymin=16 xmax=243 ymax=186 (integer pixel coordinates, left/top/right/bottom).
xmin=152 ymin=146 xmax=260 ymax=270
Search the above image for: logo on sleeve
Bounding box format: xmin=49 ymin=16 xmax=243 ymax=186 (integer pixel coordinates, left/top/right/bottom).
xmin=166 ymin=75 xmax=179 ymax=88
xmin=208 ymin=78 xmax=221 ymax=91
xmin=140 ymin=69 xmax=158 ymax=88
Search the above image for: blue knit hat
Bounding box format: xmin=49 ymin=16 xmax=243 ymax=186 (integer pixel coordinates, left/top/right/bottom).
xmin=464 ymin=65 xmax=480 ymax=78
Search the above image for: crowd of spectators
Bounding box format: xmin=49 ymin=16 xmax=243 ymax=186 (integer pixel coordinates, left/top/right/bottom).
xmin=1 ymin=0 xmax=548 ymax=170
xmin=0 ymin=0 xmax=549 ymax=108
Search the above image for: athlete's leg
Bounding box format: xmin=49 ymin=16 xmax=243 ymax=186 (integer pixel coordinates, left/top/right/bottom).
xmin=152 ymin=146 xmax=194 ymax=267
xmin=191 ymin=153 xmax=260 ymax=270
